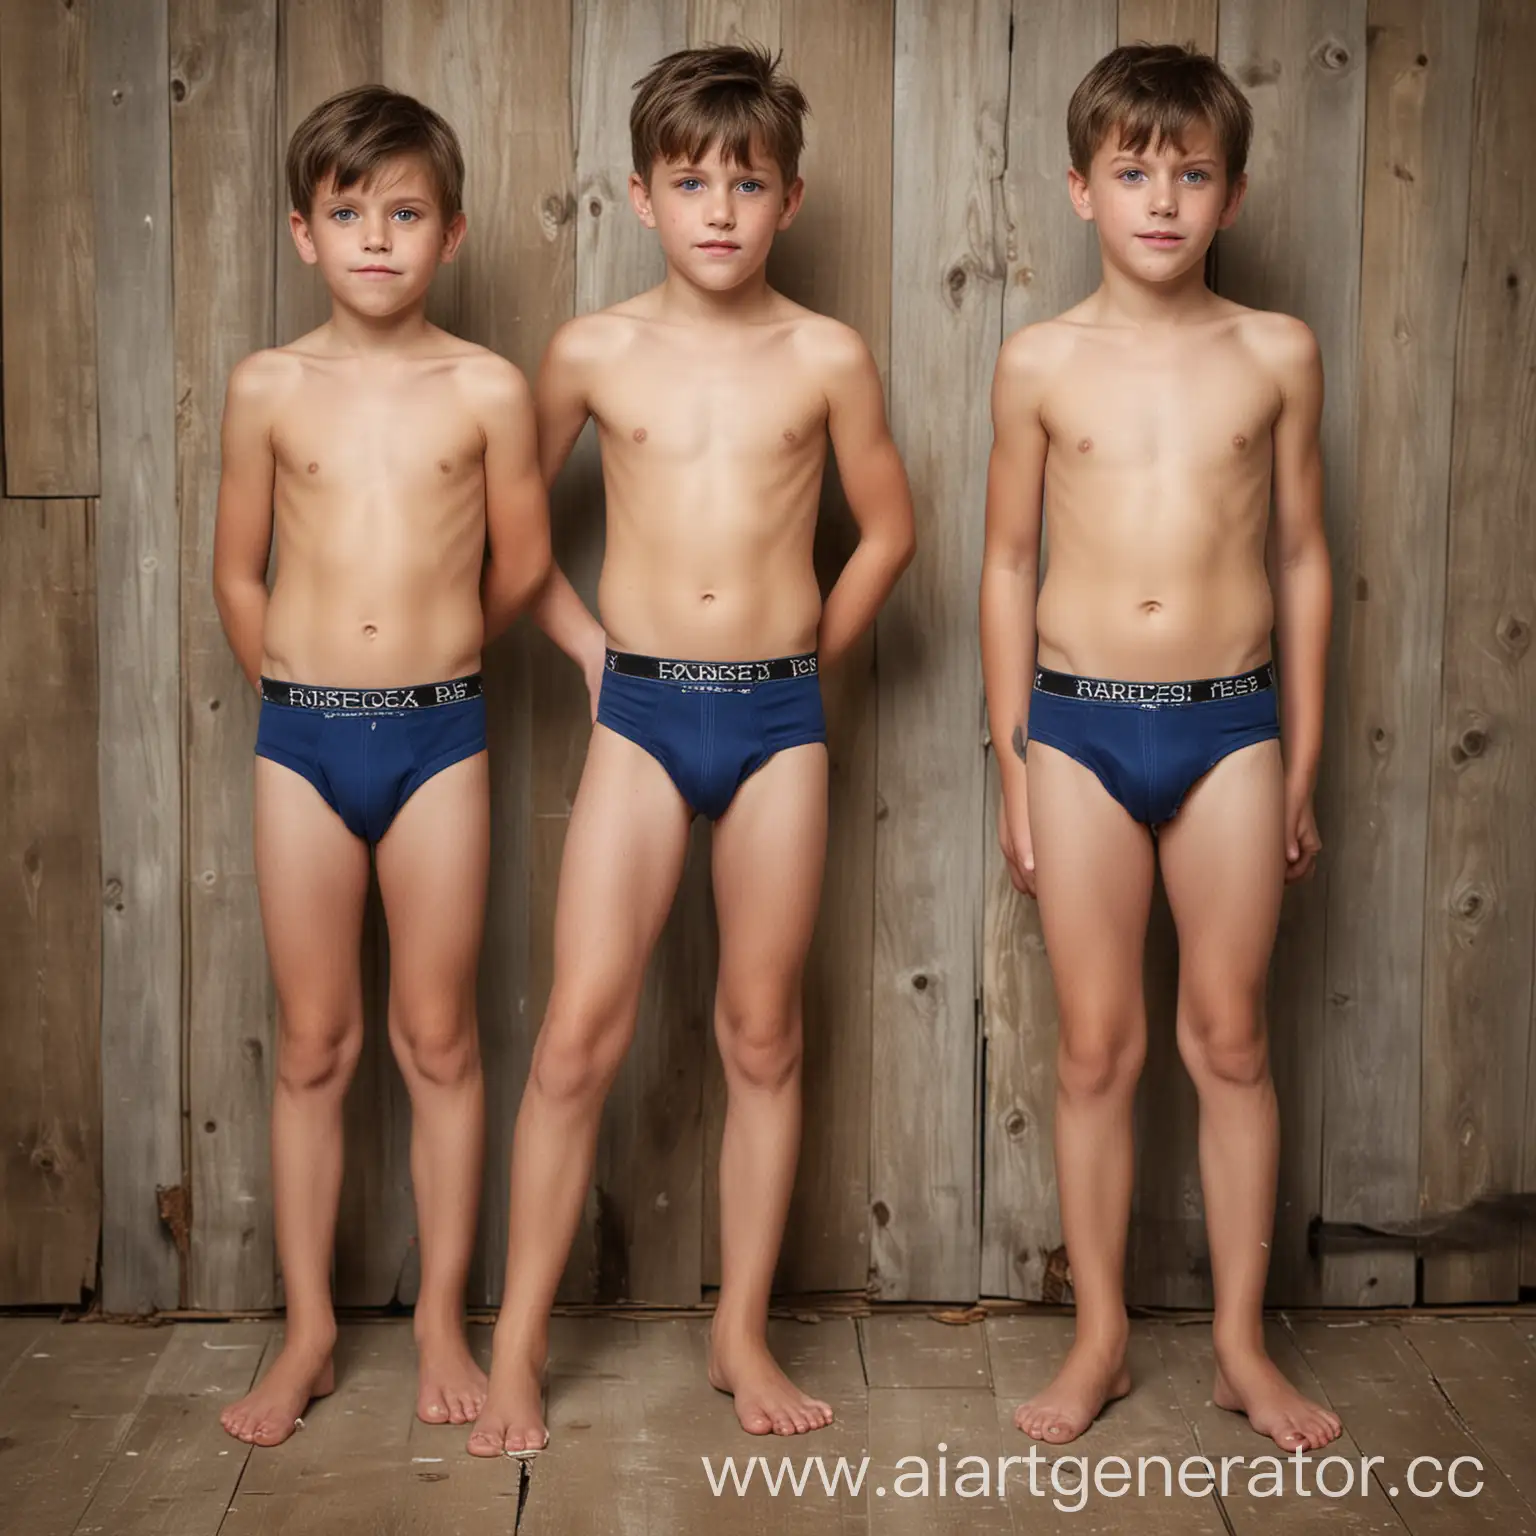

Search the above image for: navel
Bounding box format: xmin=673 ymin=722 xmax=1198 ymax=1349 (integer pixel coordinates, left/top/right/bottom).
xmin=363 ymin=623 xmax=378 ymax=638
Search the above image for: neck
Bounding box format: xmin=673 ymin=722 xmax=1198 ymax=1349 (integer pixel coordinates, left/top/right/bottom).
xmin=656 ymin=262 xmax=776 ymax=323
xmin=324 ymin=297 xmax=435 ymax=352
xmin=1093 ymin=253 xmax=1218 ymax=325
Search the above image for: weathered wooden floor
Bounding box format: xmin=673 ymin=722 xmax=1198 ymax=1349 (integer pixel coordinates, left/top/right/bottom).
xmin=1 ymin=1310 xmax=1533 ymax=1534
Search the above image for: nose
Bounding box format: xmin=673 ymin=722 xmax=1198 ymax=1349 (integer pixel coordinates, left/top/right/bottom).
xmin=1149 ymin=174 xmax=1178 ymax=217
xmin=706 ymin=189 xmax=735 ymax=229
xmin=361 ymin=213 xmax=391 ymax=251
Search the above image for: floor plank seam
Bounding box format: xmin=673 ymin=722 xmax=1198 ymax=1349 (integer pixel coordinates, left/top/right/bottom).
xmin=1402 ymin=1331 xmax=1536 ymax=1526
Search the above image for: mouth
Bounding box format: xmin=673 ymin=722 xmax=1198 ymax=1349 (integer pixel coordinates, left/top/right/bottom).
xmin=696 ymin=241 xmax=740 ymax=255
xmin=353 ymin=265 xmax=402 ymax=276
xmin=1135 ymin=233 xmax=1185 ymax=248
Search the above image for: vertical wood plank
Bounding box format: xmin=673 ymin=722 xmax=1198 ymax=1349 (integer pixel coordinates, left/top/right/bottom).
xmin=91 ymin=0 xmax=185 ymax=1314
xmin=0 ymin=0 xmax=99 ymax=496
xmin=1116 ymin=0 xmax=1220 ymax=1317
xmin=0 ymin=501 xmax=101 ymax=1305
xmin=381 ymin=0 xmax=575 ymax=1307
xmin=688 ymin=0 xmax=778 ymax=49
xmin=275 ymin=0 xmax=382 ymax=343
xmin=1217 ymin=0 xmax=1367 ymax=1307
xmin=171 ymin=0 xmax=279 ymax=1314
xmin=981 ymin=0 xmax=1115 ymax=1301
xmin=1420 ymin=0 xmax=1536 ymax=1305
xmin=873 ymin=0 xmax=1010 ymax=1301
xmin=1118 ymin=0 xmax=1219 ymax=51
xmin=770 ymin=0 xmax=890 ymax=1293
xmin=1323 ymin=0 xmax=1479 ymax=1312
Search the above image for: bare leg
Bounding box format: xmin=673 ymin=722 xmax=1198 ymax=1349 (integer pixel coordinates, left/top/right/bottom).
xmin=375 ymin=752 xmax=490 ymax=1426
xmin=707 ymin=743 xmax=832 ymax=1436
xmin=1158 ymin=740 xmax=1340 ymax=1451
xmin=221 ymin=760 xmax=370 ymax=1446
xmin=1015 ymin=741 xmax=1153 ymax=1443
xmin=470 ymin=726 xmax=692 ymax=1457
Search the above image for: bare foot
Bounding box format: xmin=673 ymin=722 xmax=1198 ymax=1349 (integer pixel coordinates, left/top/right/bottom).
xmin=1014 ymin=1338 xmax=1130 ymax=1444
xmin=416 ymin=1323 xmax=489 ymax=1426
xmin=221 ymin=1335 xmax=335 ymax=1448
xmin=1213 ymin=1344 xmax=1341 ymax=1451
xmin=708 ymin=1332 xmax=833 ymax=1436
xmin=467 ymin=1340 xmax=548 ymax=1459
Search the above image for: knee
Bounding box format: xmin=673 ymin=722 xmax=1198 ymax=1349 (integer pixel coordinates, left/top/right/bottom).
xmin=277 ymin=1013 xmax=361 ymax=1094
xmin=716 ymin=1002 xmax=802 ymax=1092
xmin=1056 ymin=1024 xmax=1144 ymax=1101
xmin=530 ymin=1009 xmax=632 ymax=1104
xmin=1179 ymin=1002 xmax=1269 ymax=1088
xmin=392 ymin=1006 xmax=480 ymax=1088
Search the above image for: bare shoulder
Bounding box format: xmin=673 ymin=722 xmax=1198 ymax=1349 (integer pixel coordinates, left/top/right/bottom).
xmin=544 ymin=306 xmax=641 ymax=371
xmin=226 ymin=344 xmax=303 ymax=406
xmin=448 ymin=341 xmax=533 ymax=413
xmin=1233 ymin=307 xmax=1321 ymax=388
xmin=996 ymin=316 xmax=1077 ymax=395
xmin=787 ymin=309 xmax=876 ymax=391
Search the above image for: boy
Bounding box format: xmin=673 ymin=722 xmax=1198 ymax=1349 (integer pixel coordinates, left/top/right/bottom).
xmin=212 ymin=85 xmax=550 ymax=1446
xmin=980 ymin=45 xmax=1341 ymax=1451
xmin=470 ymin=44 xmax=914 ymax=1455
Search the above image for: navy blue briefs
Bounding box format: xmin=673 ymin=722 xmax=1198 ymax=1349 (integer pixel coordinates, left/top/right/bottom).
xmin=1025 ymin=662 xmax=1279 ymax=827
xmin=254 ymin=674 xmax=486 ymax=843
xmin=596 ymin=649 xmax=825 ymax=821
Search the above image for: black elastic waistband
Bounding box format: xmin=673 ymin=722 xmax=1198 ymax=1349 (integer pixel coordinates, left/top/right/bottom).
xmin=260 ymin=674 xmax=483 ymax=711
xmin=604 ymin=650 xmax=817 ymax=684
xmin=1033 ymin=662 xmax=1273 ymax=706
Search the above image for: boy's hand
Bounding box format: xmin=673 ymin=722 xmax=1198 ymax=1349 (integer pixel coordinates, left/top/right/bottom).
xmin=998 ymin=772 xmax=1037 ymax=898
xmin=1284 ymin=780 xmax=1322 ymax=883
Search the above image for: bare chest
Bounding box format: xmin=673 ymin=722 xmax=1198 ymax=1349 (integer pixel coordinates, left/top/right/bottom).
xmin=1045 ymin=341 xmax=1279 ymax=473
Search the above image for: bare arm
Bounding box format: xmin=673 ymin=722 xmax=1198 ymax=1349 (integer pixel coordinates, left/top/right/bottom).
xmin=817 ymin=329 xmax=916 ymax=669
xmin=477 ymin=359 xmax=552 ymax=642
xmin=1267 ymin=319 xmax=1331 ymax=797
xmin=528 ymin=321 xmax=607 ymax=675
xmin=980 ymin=330 xmax=1048 ymax=801
xmin=211 ymin=355 xmax=279 ymax=689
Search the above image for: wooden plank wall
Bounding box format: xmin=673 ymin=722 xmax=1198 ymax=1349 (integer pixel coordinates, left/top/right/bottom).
xmin=2 ymin=0 xmax=1535 ymax=1313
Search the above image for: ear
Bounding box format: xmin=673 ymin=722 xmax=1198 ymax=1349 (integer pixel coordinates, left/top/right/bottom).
xmin=289 ymin=209 xmax=320 ymax=266
xmin=1067 ymin=166 xmax=1094 ymax=224
xmin=439 ymin=210 xmax=468 ymax=264
xmin=776 ymin=176 xmax=805 ymax=232
xmin=1217 ymin=172 xmax=1248 ymax=229
xmin=628 ymin=170 xmax=657 ymax=229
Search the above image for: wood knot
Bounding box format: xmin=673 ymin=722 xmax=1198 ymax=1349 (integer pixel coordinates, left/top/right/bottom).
xmin=208 ymin=697 xmax=220 ymax=712
xmin=871 ymin=1200 xmax=891 ymax=1227
xmin=242 ymin=1037 xmax=264 ymax=1065
xmin=1453 ymin=884 xmax=1487 ymax=923
xmin=1311 ymin=38 xmax=1351 ymax=71
xmin=22 ymin=843 xmax=42 ymax=877
xmin=1392 ymin=163 xmax=1415 ymax=183
xmin=1415 ymin=53 xmax=1429 ymax=67
xmin=945 ymin=265 xmax=968 ymax=305
xmin=1013 ymin=266 xmax=1034 ymax=287
xmin=1370 ymin=725 xmax=1389 ymax=756
xmin=1498 ymin=613 xmax=1529 ymax=654
xmin=1355 ymin=575 xmax=1369 ymax=600
xmin=541 ymin=192 xmax=575 ymax=237
xmin=30 ymin=1145 xmax=58 ymax=1175
xmin=588 ymin=198 xmax=602 ymax=218
xmin=1450 ymin=726 xmax=1487 ymax=764
xmin=204 ymin=1120 xmax=216 ymax=1133
xmin=1004 ymin=1109 xmax=1027 ymax=1138
xmin=1506 ymin=271 xmax=1519 ymax=292
xmin=912 ymin=973 xmax=928 ymax=991
xmin=171 ymin=78 xmax=187 ymax=103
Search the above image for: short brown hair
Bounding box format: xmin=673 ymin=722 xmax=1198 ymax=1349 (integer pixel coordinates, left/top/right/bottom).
xmin=1068 ymin=44 xmax=1253 ymax=180
xmin=286 ymin=85 xmax=465 ymax=220
xmin=631 ymin=44 xmax=809 ymax=185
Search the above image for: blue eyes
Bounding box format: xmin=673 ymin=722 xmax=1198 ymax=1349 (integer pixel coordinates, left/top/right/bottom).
xmin=330 ymin=207 xmax=422 ymax=222
xmin=676 ymin=178 xmax=765 ymax=193
xmin=1117 ymin=168 xmax=1211 ymax=185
